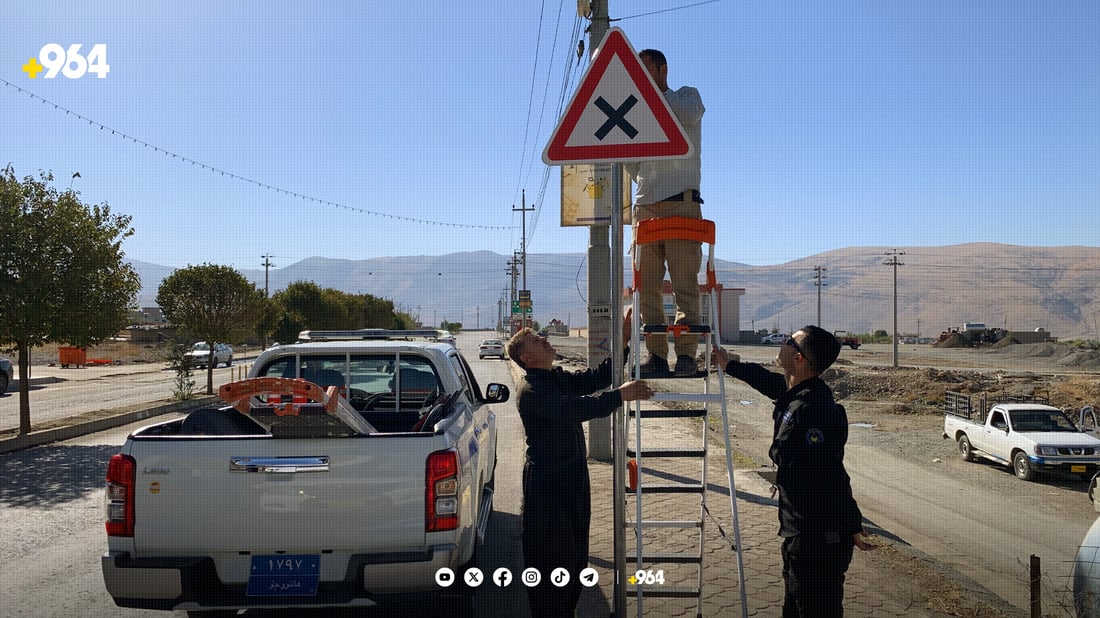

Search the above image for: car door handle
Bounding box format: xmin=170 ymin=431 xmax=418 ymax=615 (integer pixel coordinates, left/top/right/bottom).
xmin=230 ymin=456 xmax=330 ymax=473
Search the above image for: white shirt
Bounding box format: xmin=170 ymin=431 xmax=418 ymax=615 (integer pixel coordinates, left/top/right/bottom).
xmin=624 ymin=86 xmax=704 ymax=206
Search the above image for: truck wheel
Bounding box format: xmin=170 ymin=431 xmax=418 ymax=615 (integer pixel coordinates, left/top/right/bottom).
xmin=957 ymin=435 xmax=975 ymax=462
xmin=1013 ymin=451 xmax=1035 ymax=481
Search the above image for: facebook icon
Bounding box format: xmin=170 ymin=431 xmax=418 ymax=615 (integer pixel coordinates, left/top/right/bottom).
xmin=493 ymin=567 xmax=513 ymax=587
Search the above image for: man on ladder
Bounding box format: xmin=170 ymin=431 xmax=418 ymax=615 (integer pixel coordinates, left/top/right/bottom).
xmin=625 ymin=48 xmax=706 ymax=378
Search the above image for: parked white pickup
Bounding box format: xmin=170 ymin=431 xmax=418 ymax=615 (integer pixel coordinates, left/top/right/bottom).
xmin=942 ymin=390 xmax=1100 ymax=481
xmin=102 ymin=330 xmax=508 ymax=616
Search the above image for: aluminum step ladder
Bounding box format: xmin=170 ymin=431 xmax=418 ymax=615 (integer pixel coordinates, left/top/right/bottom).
xmin=622 ymin=216 xmax=748 ymax=618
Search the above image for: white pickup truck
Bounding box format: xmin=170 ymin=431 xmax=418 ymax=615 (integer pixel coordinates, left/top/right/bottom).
xmin=943 ymin=390 xmax=1100 ymax=481
xmin=101 ymin=329 xmax=508 ymax=616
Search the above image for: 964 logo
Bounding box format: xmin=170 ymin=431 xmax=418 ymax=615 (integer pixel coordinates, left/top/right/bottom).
xmin=23 ymin=44 xmax=109 ymax=79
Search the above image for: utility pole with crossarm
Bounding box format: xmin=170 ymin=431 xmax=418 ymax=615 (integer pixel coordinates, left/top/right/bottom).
xmin=884 ymin=250 xmax=905 ymax=368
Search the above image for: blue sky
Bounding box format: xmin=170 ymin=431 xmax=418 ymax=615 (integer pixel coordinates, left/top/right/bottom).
xmin=4 ymin=1 xmax=1098 ymax=274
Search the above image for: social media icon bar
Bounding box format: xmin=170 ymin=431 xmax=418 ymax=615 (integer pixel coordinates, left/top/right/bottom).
xmin=493 ymin=567 xmax=513 ymax=587
xmin=464 ymin=567 xmax=484 ymax=587
xmin=521 ymin=567 xmax=541 ymax=587
xmin=550 ymin=567 xmax=570 ymax=587
xmin=435 ymin=567 xmax=455 ymax=587
xmin=579 ymin=567 xmax=599 ymax=587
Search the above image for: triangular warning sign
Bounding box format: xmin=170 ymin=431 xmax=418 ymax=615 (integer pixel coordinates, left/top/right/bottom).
xmin=543 ymin=28 xmax=692 ymax=165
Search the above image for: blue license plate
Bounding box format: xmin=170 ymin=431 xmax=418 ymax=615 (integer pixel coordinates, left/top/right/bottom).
xmin=246 ymin=554 xmax=320 ymax=597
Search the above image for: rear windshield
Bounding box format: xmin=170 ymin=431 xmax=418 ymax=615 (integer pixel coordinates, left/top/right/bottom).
xmin=258 ymin=353 xmax=442 ymax=411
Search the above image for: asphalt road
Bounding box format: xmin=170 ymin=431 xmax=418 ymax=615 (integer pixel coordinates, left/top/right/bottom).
xmin=0 ymin=332 xmax=1092 ymax=615
xmin=0 ymin=332 xmax=535 ymax=617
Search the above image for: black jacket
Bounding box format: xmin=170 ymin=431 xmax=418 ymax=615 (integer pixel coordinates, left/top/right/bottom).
xmin=724 ymin=360 xmax=863 ymax=539
xmin=517 ymin=356 xmax=623 ymax=485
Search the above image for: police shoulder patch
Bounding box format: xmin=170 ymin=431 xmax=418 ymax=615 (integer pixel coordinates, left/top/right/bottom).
xmin=805 ymin=428 xmax=825 ymax=445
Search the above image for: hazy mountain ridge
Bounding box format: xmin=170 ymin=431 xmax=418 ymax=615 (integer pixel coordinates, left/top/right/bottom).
xmin=130 ymin=243 xmax=1100 ymax=339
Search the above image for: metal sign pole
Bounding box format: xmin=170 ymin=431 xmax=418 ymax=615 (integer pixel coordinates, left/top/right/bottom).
xmin=609 ymin=162 xmax=626 ymax=617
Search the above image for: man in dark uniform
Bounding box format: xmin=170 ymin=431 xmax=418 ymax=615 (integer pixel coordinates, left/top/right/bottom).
xmin=507 ymin=312 xmax=652 ymax=618
xmin=713 ymin=325 xmax=875 ymax=617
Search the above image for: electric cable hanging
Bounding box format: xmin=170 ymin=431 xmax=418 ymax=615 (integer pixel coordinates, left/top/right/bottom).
xmin=1 ymin=78 xmax=512 ymax=231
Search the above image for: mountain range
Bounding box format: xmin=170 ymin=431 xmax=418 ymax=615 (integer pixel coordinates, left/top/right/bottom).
xmin=130 ymin=243 xmax=1100 ymax=339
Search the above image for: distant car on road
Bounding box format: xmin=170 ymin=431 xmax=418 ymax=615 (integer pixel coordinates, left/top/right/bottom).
xmin=760 ymin=333 xmax=787 ymax=345
xmin=479 ymin=339 xmax=505 ymax=359
xmin=185 ymin=342 xmax=233 ymax=367
xmin=432 ymin=331 xmax=456 ymax=346
xmin=0 ymin=355 xmax=12 ymax=393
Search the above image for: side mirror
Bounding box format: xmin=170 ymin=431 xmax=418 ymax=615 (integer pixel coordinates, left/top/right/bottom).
xmin=1091 ymin=471 xmax=1100 ymax=512
xmin=485 ymin=383 xmax=510 ymax=403
xmin=1082 ymin=406 xmax=1096 ymax=431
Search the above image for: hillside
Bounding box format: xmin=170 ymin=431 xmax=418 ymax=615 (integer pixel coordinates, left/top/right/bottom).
xmin=130 ymin=243 xmax=1100 ymax=339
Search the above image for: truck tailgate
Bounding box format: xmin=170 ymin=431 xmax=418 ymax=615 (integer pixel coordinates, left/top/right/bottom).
xmin=128 ymin=436 xmax=436 ymax=556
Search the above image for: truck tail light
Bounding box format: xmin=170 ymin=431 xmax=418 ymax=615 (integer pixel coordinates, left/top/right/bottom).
xmin=426 ymin=449 xmax=459 ymax=532
xmin=105 ymin=454 xmax=136 ymax=537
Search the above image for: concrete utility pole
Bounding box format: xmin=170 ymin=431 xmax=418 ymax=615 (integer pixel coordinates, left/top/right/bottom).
xmin=507 ymin=255 xmax=521 ymax=333
xmin=883 ymin=250 xmax=905 ymax=368
xmin=513 ymin=190 xmax=535 ymax=331
xmin=586 ymin=0 xmax=614 ymax=463
xmin=261 ymin=254 xmax=274 ymax=349
xmin=813 ymin=265 xmax=827 ymax=327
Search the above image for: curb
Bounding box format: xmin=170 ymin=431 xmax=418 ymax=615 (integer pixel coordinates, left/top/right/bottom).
xmin=0 ymin=396 xmax=219 ymax=455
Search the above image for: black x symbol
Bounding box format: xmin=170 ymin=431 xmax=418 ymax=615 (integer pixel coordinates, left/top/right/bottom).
xmin=594 ymin=95 xmax=639 ymax=140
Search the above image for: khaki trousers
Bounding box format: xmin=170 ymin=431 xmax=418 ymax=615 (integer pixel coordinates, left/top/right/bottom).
xmin=633 ymin=199 xmax=702 ymax=359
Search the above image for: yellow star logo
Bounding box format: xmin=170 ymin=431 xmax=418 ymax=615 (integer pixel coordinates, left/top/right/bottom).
xmin=627 ymin=575 xmax=637 ymax=585
xmin=22 ymin=57 xmax=44 ymax=79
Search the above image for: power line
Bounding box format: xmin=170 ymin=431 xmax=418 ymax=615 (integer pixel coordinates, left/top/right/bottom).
xmin=613 ymin=0 xmax=724 ymax=22
xmin=1 ymin=78 xmax=513 ymax=231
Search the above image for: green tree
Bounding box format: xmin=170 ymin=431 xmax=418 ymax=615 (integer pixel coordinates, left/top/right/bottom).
xmin=362 ymin=295 xmax=403 ymax=329
xmin=0 ymin=166 xmax=141 ymax=434
xmin=269 ymin=281 xmax=403 ymax=343
xmin=156 ymin=264 xmax=264 ymax=394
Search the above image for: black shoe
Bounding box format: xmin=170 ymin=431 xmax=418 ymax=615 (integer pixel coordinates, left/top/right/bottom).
xmin=638 ymin=354 xmax=670 ymax=378
xmin=674 ymin=355 xmax=698 ymax=377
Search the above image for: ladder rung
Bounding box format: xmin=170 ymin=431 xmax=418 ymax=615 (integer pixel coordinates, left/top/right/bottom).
xmin=625 ymin=519 xmax=702 ymax=529
xmin=629 ymin=407 xmax=706 ymax=418
xmin=628 ymin=585 xmax=700 ymax=598
xmin=627 ymin=483 xmax=705 ymax=494
xmin=651 ymin=392 xmax=724 ymax=404
xmin=626 ymin=552 xmax=702 ymax=564
xmin=626 ymin=447 xmax=705 ymax=458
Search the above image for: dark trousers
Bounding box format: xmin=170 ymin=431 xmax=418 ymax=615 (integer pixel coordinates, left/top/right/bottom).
xmin=522 ymin=466 xmax=591 ymax=618
xmin=781 ymin=534 xmax=855 ymax=617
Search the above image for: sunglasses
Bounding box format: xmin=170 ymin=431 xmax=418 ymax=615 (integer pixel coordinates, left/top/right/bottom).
xmin=784 ymin=336 xmax=805 ymax=357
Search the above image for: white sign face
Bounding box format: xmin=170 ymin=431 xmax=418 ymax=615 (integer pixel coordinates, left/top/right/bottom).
xmin=560 ymin=163 xmax=632 ymax=227
xmin=543 ymin=28 xmax=691 ymax=165
xmin=561 ymin=55 xmax=668 ymax=149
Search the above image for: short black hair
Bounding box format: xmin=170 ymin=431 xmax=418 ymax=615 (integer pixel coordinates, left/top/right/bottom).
xmin=798 ymin=325 xmax=841 ymax=374
xmin=639 ymin=49 xmax=666 ymax=68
